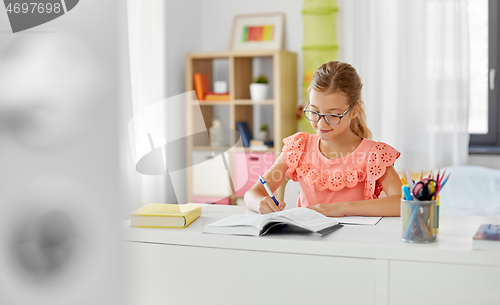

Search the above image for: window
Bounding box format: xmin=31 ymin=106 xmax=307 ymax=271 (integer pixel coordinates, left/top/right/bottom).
xmin=469 ymin=0 xmax=500 ymax=153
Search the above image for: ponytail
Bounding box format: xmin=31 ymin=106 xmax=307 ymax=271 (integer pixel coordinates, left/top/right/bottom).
xmin=350 ymin=101 xmax=372 ymax=139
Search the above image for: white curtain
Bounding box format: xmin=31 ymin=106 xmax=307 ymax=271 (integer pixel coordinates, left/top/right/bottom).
xmin=125 ymin=0 xmax=169 ymax=208
xmin=339 ymin=0 xmax=470 ymax=172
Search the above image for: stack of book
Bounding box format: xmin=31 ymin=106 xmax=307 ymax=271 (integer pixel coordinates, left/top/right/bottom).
xmin=130 ymin=203 xmax=202 ymax=228
xmin=249 ymin=139 xmax=274 ymax=150
xmin=194 ymin=73 xmax=230 ymax=101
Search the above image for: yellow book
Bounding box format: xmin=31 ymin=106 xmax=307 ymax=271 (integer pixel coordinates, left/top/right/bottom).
xmin=130 ymin=203 xmax=202 ymax=228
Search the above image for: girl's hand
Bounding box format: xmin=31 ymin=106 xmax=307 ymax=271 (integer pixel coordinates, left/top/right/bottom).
xmin=308 ymin=202 xmax=347 ymax=217
xmin=258 ymin=197 xmax=286 ymax=214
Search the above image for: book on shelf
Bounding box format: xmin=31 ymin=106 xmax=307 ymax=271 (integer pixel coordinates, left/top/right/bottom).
xmin=249 ymin=145 xmax=269 ymax=151
xmin=203 ymin=207 xmax=343 ymax=236
xmin=249 ymin=139 xmax=274 ymax=150
xmin=236 ymin=121 xmax=252 ymax=147
xmin=130 ymin=203 xmax=202 ymax=228
xmin=194 ymin=72 xmax=230 ymax=101
xmin=205 ymin=93 xmax=230 ymax=101
xmin=472 ymin=224 xmax=500 ymax=251
xmin=193 ymin=73 xmax=209 ymax=100
xmin=250 ymin=139 xmax=274 ymax=146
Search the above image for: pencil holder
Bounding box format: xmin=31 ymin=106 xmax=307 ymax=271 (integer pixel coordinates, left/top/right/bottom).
xmin=401 ymin=199 xmax=437 ymax=243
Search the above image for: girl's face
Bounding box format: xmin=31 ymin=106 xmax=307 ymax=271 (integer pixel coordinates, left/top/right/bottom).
xmin=307 ymin=90 xmax=357 ymax=142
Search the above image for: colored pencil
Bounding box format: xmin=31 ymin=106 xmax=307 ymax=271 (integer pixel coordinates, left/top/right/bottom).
xmin=400 ymin=172 xmax=407 ymax=185
xmin=405 ymin=169 xmax=413 ymax=191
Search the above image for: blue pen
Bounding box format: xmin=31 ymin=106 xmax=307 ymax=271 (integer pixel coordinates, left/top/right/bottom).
xmin=402 ymin=185 xmax=413 ymax=201
xmin=402 ymin=184 xmax=422 ymax=239
xmin=259 ymin=175 xmax=279 ymax=207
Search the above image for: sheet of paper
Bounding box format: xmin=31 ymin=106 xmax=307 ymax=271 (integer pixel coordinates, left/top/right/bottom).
xmin=328 ymin=216 xmax=382 ymax=226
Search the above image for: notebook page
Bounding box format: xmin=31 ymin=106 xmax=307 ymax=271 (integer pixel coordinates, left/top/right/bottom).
xmin=273 ymin=207 xmax=337 ymax=230
xmin=205 ymin=214 xmax=267 ymax=228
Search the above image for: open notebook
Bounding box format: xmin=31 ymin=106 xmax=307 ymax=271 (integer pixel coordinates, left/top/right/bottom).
xmin=203 ymin=207 xmax=343 ymax=236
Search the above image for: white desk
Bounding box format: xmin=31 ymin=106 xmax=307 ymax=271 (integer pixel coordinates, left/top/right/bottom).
xmin=123 ymin=205 xmax=500 ymax=305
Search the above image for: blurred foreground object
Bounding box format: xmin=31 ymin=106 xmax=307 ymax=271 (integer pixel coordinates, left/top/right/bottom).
xmin=0 ymin=32 xmax=103 ymax=147
xmin=0 ymin=176 xmax=124 ymax=305
xmin=0 ymin=3 xmax=127 ymax=304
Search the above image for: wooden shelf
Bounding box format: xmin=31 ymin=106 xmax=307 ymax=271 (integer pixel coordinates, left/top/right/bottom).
xmin=186 ymin=50 xmax=297 ymax=205
xmin=192 ymin=146 xmax=276 ymax=153
xmin=194 ymin=101 xmax=231 ymax=106
xmin=233 ymin=99 xmax=274 ymax=105
xmin=233 ymin=147 xmax=276 ymax=153
xmin=192 ymin=146 xmax=229 ymax=151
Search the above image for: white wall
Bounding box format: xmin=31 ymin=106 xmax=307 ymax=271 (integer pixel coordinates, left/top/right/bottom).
xmin=166 ymin=1 xmax=203 ymax=98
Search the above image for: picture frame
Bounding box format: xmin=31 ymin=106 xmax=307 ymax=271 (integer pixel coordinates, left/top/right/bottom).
xmin=230 ymin=13 xmax=285 ymax=50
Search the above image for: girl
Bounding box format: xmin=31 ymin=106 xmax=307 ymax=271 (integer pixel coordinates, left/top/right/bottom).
xmin=244 ymin=61 xmax=402 ymax=216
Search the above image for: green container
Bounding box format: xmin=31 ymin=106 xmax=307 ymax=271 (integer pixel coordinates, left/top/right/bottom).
xmin=303 ymin=47 xmax=338 ymax=74
xmin=302 ymin=11 xmax=338 ymax=47
xmin=298 ymin=81 xmax=313 ymax=133
xmin=302 ymin=0 xmax=337 ymax=11
xmin=300 ymin=0 xmax=339 ymax=134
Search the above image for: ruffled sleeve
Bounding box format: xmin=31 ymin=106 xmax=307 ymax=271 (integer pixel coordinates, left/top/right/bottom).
xmin=364 ymin=142 xmax=401 ymax=199
xmin=282 ymin=132 xmax=309 ymax=182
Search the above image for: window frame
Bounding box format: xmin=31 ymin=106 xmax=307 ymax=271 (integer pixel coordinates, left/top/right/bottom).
xmin=469 ymin=0 xmax=500 ymax=153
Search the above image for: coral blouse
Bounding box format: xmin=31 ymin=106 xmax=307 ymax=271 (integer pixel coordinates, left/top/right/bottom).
xmin=282 ymin=132 xmax=401 ymax=208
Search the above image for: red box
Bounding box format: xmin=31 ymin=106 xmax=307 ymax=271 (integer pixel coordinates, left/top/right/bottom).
xmin=233 ymin=152 xmax=275 ymax=197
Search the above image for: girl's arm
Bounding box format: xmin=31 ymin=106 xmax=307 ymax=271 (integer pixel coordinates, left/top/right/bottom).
xmin=244 ymin=152 xmax=289 ymax=214
xmin=309 ymin=166 xmax=403 ymax=217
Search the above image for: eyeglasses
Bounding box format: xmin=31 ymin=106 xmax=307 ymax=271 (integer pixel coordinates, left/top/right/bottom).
xmin=303 ymin=101 xmax=353 ymax=125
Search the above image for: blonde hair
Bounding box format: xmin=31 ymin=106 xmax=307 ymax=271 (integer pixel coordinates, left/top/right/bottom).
xmin=308 ymin=61 xmax=372 ymax=139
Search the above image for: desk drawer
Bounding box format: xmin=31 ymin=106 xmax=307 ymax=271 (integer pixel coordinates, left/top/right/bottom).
xmin=390 ymin=261 xmax=500 ymax=305
xmin=126 ymin=242 xmax=376 ymax=305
